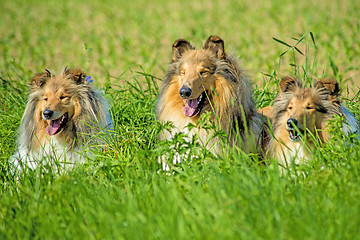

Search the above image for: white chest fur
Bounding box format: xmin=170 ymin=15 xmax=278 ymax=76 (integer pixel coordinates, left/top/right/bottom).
xmin=276 ymin=141 xmax=310 ymax=167
xmin=11 ymin=136 xmax=86 ymax=173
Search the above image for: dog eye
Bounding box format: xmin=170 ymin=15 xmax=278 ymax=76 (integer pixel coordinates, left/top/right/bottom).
xmin=44 ymin=98 xmax=48 ymax=101
xmin=200 ymin=71 xmax=209 ymax=77
xmin=288 ymin=106 xmax=292 ymax=110
xmin=316 ymin=107 xmax=327 ymax=113
xmin=60 ymin=96 xmax=67 ymax=100
xmin=199 ymin=70 xmax=209 ymax=76
xmin=306 ymin=106 xmax=313 ymax=110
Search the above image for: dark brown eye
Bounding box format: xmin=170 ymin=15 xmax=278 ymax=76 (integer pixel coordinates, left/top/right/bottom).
xmin=316 ymin=107 xmax=327 ymax=113
xmin=306 ymin=106 xmax=313 ymax=110
xmin=44 ymin=98 xmax=48 ymax=101
xmin=200 ymin=70 xmax=209 ymax=77
xmin=60 ymin=96 xmax=67 ymax=100
xmin=288 ymin=106 xmax=292 ymax=110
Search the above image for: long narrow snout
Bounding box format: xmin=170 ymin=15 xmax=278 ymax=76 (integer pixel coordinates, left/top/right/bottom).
xmin=286 ymin=117 xmax=304 ymax=142
xmin=42 ymin=109 xmax=54 ymax=120
xmin=286 ymin=118 xmax=298 ymax=130
xmin=179 ymin=86 xmax=192 ymax=99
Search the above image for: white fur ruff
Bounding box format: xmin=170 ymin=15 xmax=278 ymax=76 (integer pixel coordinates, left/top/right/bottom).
xmin=11 ymin=137 xmax=87 ymax=174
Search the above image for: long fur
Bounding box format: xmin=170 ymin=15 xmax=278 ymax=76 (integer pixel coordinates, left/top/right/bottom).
xmin=266 ymin=76 xmax=359 ymax=165
xmin=11 ymin=68 xmax=111 ymax=172
xmin=156 ymin=36 xmax=269 ymax=167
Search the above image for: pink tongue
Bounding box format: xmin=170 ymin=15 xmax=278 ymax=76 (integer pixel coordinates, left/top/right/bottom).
xmin=46 ymin=119 xmax=61 ymax=135
xmin=184 ymin=98 xmax=199 ymax=117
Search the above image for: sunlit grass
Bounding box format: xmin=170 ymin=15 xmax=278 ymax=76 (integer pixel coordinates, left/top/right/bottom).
xmin=1 ymin=0 xmax=360 ymax=239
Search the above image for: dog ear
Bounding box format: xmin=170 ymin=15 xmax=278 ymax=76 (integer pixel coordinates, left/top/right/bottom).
xmin=29 ymin=69 xmax=51 ymax=91
xmin=64 ymin=68 xmax=87 ymax=84
xmin=315 ymin=78 xmax=340 ymax=96
xmin=171 ymin=39 xmax=193 ymax=62
xmin=279 ymin=76 xmax=301 ymax=93
xmin=203 ymin=35 xmax=227 ymax=59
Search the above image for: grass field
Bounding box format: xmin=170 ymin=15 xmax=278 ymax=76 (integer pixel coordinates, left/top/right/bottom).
xmin=1 ymin=0 xmax=360 ymax=239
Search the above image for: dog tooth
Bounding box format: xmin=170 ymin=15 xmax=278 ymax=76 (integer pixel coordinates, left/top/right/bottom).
xmin=198 ymin=93 xmax=203 ymax=103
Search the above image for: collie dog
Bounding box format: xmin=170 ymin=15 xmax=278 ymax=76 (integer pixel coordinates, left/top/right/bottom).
xmin=265 ymin=76 xmax=359 ymax=166
xmin=12 ymin=68 xmax=111 ymax=172
xmin=156 ymin=35 xmax=268 ymax=169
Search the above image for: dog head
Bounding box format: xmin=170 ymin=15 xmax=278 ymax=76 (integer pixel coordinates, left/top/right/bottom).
xmin=277 ymin=76 xmax=340 ymax=142
xmin=30 ymin=68 xmax=86 ymax=136
xmin=170 ymin=35 xmax=227 ymax=117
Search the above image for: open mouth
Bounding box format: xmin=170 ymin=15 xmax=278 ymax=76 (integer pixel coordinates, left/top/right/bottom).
xmin=183 ymin=91 xmax=207 ymax=117
xmin=46 ymin=113 xmax=69 ymax=135
xmin=288 ymin=129 xmax=304 ymax=142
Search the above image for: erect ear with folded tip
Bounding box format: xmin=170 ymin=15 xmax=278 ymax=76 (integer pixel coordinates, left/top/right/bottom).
xmin=279 ymin=76 xmax=301 ymax=93
xmin=29 ymin=69 xmax=51 ymax=91
xmin=203 ymin=35 xmax=227 ymax=59
xmin=315 ymin=78 xmax=340 ymax=96
xmin=171 ymin=39 xmax=193 ymax=62
xmin=63 ymin=68 xmax=87 ymax=84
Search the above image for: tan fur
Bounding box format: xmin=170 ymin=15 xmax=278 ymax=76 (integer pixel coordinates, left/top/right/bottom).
xmin=12 ymin=68 xmax=111 ymax=172
xmin=266 ymin=77 xmax=348 ymax=165
xmin=257 ymin=106 xmax=274 ymax=119
xmin=156 ymin=36 xmax=269 ymax=166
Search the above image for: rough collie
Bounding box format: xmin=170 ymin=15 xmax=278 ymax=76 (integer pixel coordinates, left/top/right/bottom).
xmin=265 ymin=76 xmax=359 ymax=166
xmin=11 ymin=68 xmax=111 ymax=173
xmin=156 ymin=35 xmax=268 ymax=169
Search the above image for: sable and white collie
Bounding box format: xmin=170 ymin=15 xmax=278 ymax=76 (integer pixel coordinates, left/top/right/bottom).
xmin=265 ymin=76 xmax=359 ymax=166
xmin=11 ymin=68 xmax=111 ymax=172
xmin=156 ymin=35 xmax=269 ymax=169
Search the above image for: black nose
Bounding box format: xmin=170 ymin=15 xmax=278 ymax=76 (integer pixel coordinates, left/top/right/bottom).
xmin=287 ymin=118 xmax=298 ymax=128
xmin=179 ymin=86 xmax=192 ymax=98
xmin=43 ymin=109 xmax=54 ymax=119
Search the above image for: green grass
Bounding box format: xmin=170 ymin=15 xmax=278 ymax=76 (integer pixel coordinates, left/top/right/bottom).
xmin=1 ymin=0 xmax=360 ymax=239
